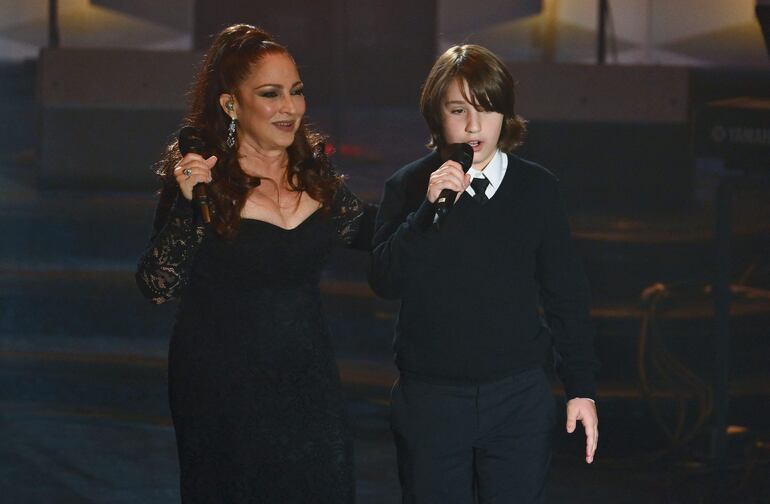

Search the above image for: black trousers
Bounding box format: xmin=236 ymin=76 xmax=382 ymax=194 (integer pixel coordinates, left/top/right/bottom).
xmin=391 ymin=367 xmax=556 ymax=504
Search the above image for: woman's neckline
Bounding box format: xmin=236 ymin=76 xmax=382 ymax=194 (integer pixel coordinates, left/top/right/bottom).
xmin=239 ymin=207 xmax=321 ymax=231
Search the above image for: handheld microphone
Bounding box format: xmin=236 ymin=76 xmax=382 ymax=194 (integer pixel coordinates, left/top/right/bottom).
xmin=178 ymin=126 xmax=212 ymax=224
xmin=434 ymin=143 xmax=474 ymax=229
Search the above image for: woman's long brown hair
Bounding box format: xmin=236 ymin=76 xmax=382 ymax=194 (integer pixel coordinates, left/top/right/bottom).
xmin=155 ymin=24 xmax=340 ymax=238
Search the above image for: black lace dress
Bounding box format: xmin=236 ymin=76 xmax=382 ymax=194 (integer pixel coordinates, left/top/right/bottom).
xmin=136 ymin=182 xmax=374 ymax=503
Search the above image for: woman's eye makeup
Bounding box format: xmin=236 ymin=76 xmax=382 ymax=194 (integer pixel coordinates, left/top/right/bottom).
xmin=256 ymin=86 xmax=304 ymax=98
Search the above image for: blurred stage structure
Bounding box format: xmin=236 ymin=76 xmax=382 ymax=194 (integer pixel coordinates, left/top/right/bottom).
xmin=19 ymin=0 xmax=770 ymax=196
xmin=37 ymin=48 xmax=200 ymax=189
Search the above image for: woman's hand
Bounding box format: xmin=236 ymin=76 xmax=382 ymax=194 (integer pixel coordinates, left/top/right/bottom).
xmin=173 ymin=154 xmax=218 ymax=201
xmin=426 ymin=160 xmax=471 ymax=204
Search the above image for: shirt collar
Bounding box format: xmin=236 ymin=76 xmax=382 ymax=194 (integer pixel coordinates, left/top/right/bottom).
xmin=467 ymin=149 xmax=504 ymax=188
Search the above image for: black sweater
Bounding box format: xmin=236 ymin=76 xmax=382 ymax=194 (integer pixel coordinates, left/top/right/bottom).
xmin=368 ymin=151 xmax=599 ymax=399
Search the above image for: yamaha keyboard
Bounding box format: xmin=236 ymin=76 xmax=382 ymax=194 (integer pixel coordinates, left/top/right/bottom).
xmin=696 ymin=96 xmax=770 ymax=174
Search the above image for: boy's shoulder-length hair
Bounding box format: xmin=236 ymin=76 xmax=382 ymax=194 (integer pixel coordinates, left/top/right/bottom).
xmin=419 ymin=44 xmax=527 ymax=152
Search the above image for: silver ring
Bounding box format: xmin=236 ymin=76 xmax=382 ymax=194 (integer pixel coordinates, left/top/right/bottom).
xmin=183 ymin=168 xmax=192 ymax=178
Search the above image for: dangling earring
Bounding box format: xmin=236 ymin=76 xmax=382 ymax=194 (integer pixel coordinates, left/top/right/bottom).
xmin=226 ymin=117 xmax=237 ymax=148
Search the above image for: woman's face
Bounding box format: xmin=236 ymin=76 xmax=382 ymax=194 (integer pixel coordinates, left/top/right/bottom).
xmin=229 ymin=52 xmax=306 ymax=152
xmin=440 ymin=78 xmax=503 ymax=171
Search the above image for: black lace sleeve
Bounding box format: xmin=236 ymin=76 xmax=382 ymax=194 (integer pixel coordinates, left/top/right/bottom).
xmin=135 ymin=188 xmax=205 ymax=304
xmin=331 ymin=182 xmax=377 ymax=251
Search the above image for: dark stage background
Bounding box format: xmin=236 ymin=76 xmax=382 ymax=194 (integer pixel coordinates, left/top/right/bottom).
xmin=2 ymin=1 xmax=770 ymax=502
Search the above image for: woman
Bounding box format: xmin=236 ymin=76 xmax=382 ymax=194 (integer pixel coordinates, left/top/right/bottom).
xmin=136 ymin=24 xmax=374 ymax=503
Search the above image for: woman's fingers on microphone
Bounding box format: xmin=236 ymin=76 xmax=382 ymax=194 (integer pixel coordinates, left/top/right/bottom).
xmin=175 ymin=162 xmax=213 ymax=181
xmin=180 ymin=152 xmax=205 ymax=164
xmin=177 ymin=152 xmax=214 ymax=169
xmin=175 ymin=168 xmax=212 ymax=187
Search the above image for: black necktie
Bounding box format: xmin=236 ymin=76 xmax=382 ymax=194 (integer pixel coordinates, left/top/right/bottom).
xmin=470 ymin=176 xmax=490 ymax=204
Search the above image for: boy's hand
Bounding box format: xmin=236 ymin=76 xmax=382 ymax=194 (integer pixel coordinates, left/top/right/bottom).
xmin=566 ymin=398 xmax=598 ymax=464
xmin=426 ymin=161 xmax=471 ymax=203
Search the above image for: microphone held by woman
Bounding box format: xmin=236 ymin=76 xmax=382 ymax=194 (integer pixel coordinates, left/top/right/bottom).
xmin=178 ymin=126 xmax=212 ymax=224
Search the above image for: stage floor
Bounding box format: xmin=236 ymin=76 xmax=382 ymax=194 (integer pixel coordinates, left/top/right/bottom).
xmin=2 ymin=335 xmax=769 ymax=503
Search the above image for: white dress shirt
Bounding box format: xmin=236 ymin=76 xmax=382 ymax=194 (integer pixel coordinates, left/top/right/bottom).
xmin=466 ymin=149 xmax=507 ymax=200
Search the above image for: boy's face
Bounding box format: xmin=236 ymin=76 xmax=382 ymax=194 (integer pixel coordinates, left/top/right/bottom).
xmin=441 ymin=78 xmax=504 ymax=171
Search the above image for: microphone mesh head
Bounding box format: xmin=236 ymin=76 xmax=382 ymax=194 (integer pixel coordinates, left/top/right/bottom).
xmin=178 ymin=126 xmax=206 ymax=155
xmin=450 ymin=143 xmax=474 ymax=172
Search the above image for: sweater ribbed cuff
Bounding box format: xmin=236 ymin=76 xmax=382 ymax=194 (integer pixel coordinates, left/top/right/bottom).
xmin=563 ymin=372 xmax=597 ymax=402
xmin=407 ymin=199 xmax=437 ymax=233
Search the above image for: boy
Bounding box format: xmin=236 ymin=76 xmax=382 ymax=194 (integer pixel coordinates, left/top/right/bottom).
xmin=368 ymin=44 xmax=599 ymax=503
